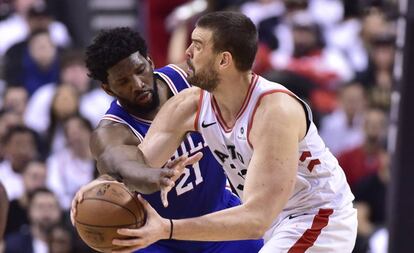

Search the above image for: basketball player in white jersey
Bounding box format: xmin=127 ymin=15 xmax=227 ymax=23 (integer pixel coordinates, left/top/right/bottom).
xmin=111 ymin=11 xmax=357 ymax=253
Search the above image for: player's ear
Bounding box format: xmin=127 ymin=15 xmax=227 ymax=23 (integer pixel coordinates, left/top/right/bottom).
xmin=147 ymin=56 xmax=155 ymax=69
xmin=219 ymin=52 xmax=231 ymax=69
xmin=101 ymin=83 xmax=115 ymax=97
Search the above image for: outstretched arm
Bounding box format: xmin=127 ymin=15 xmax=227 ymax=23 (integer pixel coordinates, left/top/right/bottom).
xmin=90 ymin=120 xmax=177 ymax=193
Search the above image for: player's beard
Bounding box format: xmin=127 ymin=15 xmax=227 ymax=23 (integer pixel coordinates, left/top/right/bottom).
xmin=121 ymin=77 xmax=160 ymax=114
xmin=187 ymin=61 xmax=220 ymax=92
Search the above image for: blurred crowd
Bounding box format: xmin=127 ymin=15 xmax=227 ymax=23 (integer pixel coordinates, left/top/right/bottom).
xmin=0 ymin=0 xmax=397 ymax=253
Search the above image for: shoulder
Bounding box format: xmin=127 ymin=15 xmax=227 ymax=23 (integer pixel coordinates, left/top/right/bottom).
xmin=256 ymin=91 xmax=304 ymax=121
xmin=92 ymin=119 xmax=139 ymax=146
xmin=251 ymin=92 xmax=306 ymax=140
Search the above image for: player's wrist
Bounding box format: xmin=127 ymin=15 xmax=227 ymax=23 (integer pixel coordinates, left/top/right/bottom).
xmin=162 ymin=218 xmax=174 ymax=240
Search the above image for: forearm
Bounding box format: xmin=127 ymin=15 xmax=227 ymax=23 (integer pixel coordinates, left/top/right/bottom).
xmin=96 ymin=145 xmax=161 ymax=194
xmin=171 ymin=204 xmax=269 ymax=241
xmin=96 ymin=144 xmax=150 ymax=175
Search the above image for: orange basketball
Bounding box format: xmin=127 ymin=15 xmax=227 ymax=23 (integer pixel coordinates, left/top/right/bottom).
xmin=74 ymin=181 xmax=146 ymax=252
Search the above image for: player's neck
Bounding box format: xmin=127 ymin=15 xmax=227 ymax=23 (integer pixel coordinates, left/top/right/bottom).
xmin=212 ymin=71 xmax=253 ymax=123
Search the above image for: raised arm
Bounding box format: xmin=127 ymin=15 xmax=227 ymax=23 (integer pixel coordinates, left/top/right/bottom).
xmin=138 ymin=87 xmax=200 ymax=167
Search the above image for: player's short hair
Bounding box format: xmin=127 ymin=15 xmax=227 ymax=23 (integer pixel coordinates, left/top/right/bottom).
xmin=196 ymin=11 xmax=258 ymax=72
xmin=85 ymin=27 xmax=148 ymax=83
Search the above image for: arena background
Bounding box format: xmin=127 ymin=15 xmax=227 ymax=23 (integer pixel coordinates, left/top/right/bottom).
xmin=0 ymin=0 xmax=411 ymax=252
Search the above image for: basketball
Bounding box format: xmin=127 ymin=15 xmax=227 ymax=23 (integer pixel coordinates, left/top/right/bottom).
xmin=74 ymin=181 xmax=146 ymax=252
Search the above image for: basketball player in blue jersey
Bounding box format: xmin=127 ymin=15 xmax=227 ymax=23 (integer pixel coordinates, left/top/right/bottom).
xmin=71 ymin=27 xmax=263 ymax=253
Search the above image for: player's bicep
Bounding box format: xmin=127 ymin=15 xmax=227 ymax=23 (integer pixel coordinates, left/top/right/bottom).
xmin=242 ymin=94 xmax=305 ymax=223
xmin=140 ymin=88 xmax=200 ymax=167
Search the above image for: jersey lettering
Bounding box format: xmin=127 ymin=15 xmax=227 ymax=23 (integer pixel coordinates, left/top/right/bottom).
xmin=172 ymin=135 xmax=206 ymax=196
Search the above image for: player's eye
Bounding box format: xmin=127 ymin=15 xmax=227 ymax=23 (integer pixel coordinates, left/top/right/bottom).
xmin=118 ymin=78 xmax=128 ymax=85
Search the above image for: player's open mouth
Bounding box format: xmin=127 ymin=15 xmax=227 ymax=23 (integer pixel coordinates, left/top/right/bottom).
xmin=186 ymin=60 xmax=195 ymax=75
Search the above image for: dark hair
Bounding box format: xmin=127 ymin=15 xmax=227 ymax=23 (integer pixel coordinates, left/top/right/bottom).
xmin=85 ymin=27 xmax=148 ymax=83
xmin=2 ymin=125 xmax=38 ymax=146
xmin=60 ymin=49 xmax=85 ymax=70
xmin=27 ymin=187 xmax=56 ymax=207
xmin=28 ymin=28 xmax=50 ymax=43
xmin=64 ymin=114 xmax=93 ymax=134
xmin=196 ymin=11 xmax=258 ymax=72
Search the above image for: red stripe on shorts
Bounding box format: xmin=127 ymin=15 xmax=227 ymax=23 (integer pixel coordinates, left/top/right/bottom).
xmin=287 ymin=208 xmax=334 ymax=253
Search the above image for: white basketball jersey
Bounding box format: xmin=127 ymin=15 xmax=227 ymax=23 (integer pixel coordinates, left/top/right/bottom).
xmin=195 ymin=74 xmax=354 ymax=215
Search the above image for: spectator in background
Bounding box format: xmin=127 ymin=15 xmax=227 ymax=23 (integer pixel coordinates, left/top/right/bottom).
xmin=353 ymin=151 xmax=389 ymax=253
xmin=320 ymin=82 xmax=366 ymax=156
xmin=338 ymin=107 xmax=388 ymax=190
xmin=0 ymin=182 xmax=8 ymax=251
xmin=0 ymin=125 xmax=38 ymax=200
xmin=270 ymin=11 xmax=353 ymax=114
xmin=357 ymin=32 xmax=395 ymax=111
xmin=5 ymin=188 xmax=62 ymax=253
xmin=239 ymin=0 xmax=285 ymax=74
xmin=145 ymin=0 xmax=190 ymax=67
xmin=0 ymin=109 xmax=23 ymax=162
xmin=1 ymin=86 xmax=28 ymax=116
xmin=325 ymin=0 xmax=368 ymax=73
xmin=24 ymin=49 xmax=112 ymax=134
xmin=368 ymin=227 xmax=388 ymax=253
xmin=4 ymin=28 xmax=60 ymax=96
xmin=47 ymin=223 xmax=74 ymax=253
xmin=5 ymin=160 xmax=46 ymax=236
xmin=47 ymin=115 xmax=95 ymax=210
xmin=0 ymin=0 xmax=70 ymax=56
xmin=45 ymin=84 xmax=79 ymax=154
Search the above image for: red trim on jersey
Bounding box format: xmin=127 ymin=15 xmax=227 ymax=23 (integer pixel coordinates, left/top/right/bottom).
xmin=288 ymin=208 xmax=334 ymax=253
xmin=211 ymin=73 xmax=258 ymax=133
xmin=246 ymin=89 xmax=295 ymax=148
xmin=158 ymin=72 xmax=179 ymax=95
xmin=101 ymin=114 xmax=124 ymax=123
xmin=194 ymin=89 xmax=204 ymax=131
xmin=169 ymin=64 xmax=188 ymax=78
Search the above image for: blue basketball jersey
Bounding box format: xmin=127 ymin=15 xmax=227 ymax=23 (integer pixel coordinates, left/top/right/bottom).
xmin=102 ymin=64 xmax=263 ymax=252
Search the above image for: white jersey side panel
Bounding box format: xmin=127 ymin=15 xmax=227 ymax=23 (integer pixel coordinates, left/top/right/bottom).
xmin=196 ymin=74 xmax=354 ymax=216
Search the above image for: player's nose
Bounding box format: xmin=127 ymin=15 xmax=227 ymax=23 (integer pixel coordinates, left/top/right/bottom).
xmin=185 ymin=44 xmax=193 ymax=59
xmin=132 ymin=75 xmax=146 ymax=89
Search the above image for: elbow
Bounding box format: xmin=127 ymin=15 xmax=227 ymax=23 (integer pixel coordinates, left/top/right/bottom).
xmin=96 ymin=147 xmax=118 ymax=176
xmin=248 ymin=219 xmax=271 ymax=239
xmin=242 ymin=204 xmax=276 ymax=239
xmin=243 ymin=213 xmax=273 ymax=239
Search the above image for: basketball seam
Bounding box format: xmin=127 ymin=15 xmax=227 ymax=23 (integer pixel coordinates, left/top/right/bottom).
xmin=123 ymin=188 xmax=146 ymax=226
xmin=75 ymin=221 xmax=137 ymax=228
xmin=78 ymin=197 xmax=138 ymax=228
